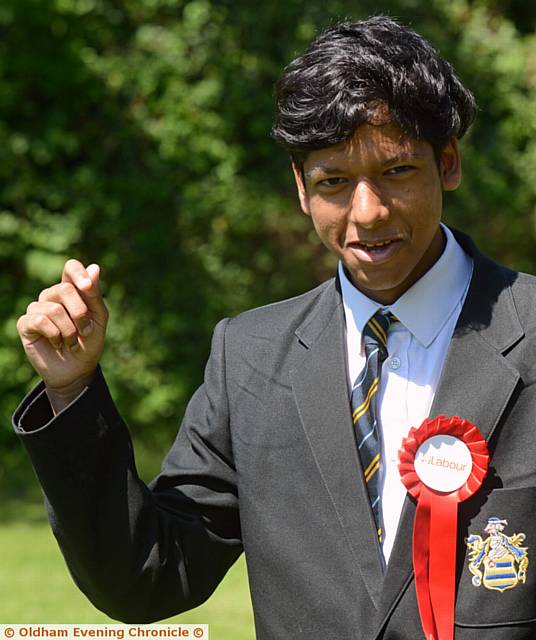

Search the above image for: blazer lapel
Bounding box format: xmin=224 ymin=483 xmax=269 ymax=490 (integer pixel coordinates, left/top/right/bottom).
xmin=290 ymin=279 xmax=385 ymax=608
xmin=375 ymin=232 xmax=524 ymax=632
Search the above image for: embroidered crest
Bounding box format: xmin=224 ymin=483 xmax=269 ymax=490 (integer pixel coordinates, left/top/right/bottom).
xmin=465 ymin=517 xmax=529 ymax=592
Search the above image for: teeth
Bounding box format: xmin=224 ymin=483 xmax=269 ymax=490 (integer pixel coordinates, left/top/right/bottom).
xmin=360 ymin=240 xmax=392 ymax=248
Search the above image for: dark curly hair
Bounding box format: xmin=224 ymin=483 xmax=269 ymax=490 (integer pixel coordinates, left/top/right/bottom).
xmin=272 ymin=16 xmax=476 ymax=167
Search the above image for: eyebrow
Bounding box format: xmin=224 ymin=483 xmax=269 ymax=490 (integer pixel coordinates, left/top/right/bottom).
xmin=380 ymin=152 xmax=426 ymax=166
xmin=304 ymin=165 xmax=347 ymax=181
xmin=304 ymin=153 xmax=426 ymax=181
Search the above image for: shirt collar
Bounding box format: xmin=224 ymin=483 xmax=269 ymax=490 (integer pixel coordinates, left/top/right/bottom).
xmin=339 ymin=224 xmax=474 ymax=347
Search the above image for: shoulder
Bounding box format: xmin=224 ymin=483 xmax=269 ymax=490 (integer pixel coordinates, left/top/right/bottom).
xmin=510 ymin=269 xmax=536 ymax=294
xmin=207 ymin=279 xmax=339 ymax=378
xmin=508 ymin=269 xmax=536 ymax=328
xmin=453 ymin=227 xmax=536 ymax=328
xmin=474 ymin=249 xmax=536 ymax=331
xmin=224 ymin=278 xmax=337 ymax=340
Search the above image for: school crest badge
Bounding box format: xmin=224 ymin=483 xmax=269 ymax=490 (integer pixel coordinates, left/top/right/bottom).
xmin=465 ymin=517 xmax=529 ymax=592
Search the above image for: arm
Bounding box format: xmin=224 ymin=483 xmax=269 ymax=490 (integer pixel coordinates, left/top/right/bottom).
xmin=14 ymin=260 xmax=241 ymax=622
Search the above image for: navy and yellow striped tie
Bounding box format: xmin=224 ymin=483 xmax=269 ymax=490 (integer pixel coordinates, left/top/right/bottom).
xmin=351 ymin=311 xmax=395 ymax=546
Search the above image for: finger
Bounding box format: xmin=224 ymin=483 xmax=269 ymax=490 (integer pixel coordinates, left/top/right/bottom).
xmin=62 ymin=258 xmax=92 ymax=289
xmin=84 ymin=263 xmax=106 ymax=310
xmin=35 ymin=287 xmax=92 ymax=336
xmin=86 ymin=263 xmax=99 ymax=281
xmin=61 ymin=259 xmax=108 ymax=326
xmin=28 ymin=300 xmax=85 ymax=346
xmin=17 ymin=313 xmax=64 ymax=351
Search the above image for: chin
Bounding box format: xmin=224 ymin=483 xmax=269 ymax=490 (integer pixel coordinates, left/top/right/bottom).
xmin=351 ymin=271 xmax=404 ymax=291
xmin=352 ymin=273 xmax=412 ymax=302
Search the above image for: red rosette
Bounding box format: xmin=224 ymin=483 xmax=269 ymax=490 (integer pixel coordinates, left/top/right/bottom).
xmin=398 ymin=416 xmax=489 ymax=640
xmin=399 ymin=415 xmax=489 ymax=501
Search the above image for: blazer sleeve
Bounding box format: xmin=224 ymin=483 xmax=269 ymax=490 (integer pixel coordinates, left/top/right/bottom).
xmin=12 ymin=318 xmax=242 ymax=623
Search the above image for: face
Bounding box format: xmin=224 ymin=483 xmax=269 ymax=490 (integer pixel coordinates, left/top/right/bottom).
xmin=293 ymin=122 xmax=461 ymax=304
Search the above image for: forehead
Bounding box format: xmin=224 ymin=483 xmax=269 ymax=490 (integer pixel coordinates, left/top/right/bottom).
xmin=303 ymin=123 xmax=432 ymax=174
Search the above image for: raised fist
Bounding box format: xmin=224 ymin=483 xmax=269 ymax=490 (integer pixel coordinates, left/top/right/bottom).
xmin=17 ymin=259 xmax=109 ymax=408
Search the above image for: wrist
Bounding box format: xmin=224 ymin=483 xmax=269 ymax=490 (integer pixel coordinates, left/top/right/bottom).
xmin=45 ymin=371 xmax=96 ymax=415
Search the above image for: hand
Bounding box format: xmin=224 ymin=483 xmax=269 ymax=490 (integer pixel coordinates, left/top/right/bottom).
xmin=17 ymin=259 xmax=109 ymax=407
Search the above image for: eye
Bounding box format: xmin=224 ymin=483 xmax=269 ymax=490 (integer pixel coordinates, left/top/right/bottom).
xmin=384 ymin=165 xmax=416 ymax=176
xmin=317 ymin=177 xmax=348 ymax=187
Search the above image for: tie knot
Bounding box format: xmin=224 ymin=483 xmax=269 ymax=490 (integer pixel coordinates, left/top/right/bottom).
xmin=363 ymin=311 xmax=397 ymax=350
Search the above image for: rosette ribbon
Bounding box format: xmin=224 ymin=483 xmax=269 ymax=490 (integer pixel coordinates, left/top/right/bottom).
xmin=398 ymin=416 xmax=489 ymax=640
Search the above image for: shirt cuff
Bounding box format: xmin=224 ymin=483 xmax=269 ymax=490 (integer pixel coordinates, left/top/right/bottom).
xmin=12 ymin=368 xmax=102 ymax=435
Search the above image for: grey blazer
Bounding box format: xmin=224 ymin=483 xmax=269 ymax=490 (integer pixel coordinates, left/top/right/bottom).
xmin=14 ymin=229 xmax=536 ymax=639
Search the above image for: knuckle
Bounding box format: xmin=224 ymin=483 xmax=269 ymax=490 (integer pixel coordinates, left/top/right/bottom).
xmin=37 ymin=287 xmax=50 ymax=302
xmin=34 ymin=313 xmax=49 ymax=329
xmin=71 ymin=305 xmax=89 ymax=322
xmin=50 ymin=326 xmax=61 ymax=339
xmin=47 ymin=302 xmax=64 ymax=319
xmin=58 ymin=282 xmax=74 ymax=295
xmin=63 ymin=326 xmax=77 ymax=340
xmin=64 ymin=258 xmax=80 ymax=271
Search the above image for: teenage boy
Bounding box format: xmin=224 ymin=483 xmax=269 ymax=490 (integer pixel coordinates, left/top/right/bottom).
xmin=15 ymin=16 xmax=536 ymax=639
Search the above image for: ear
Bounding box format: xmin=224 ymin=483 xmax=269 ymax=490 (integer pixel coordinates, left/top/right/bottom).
xmin=291 ymin=162 xmax=311 ymax=215
xmin=440 ymin=137 xmax=462 ymax=192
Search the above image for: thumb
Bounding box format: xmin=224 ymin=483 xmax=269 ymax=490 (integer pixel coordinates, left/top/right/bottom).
xmin=61 ymin=258 xmax=108 ymax=326
xmin=86 ymin=263 xmax=100 ymax=284
xmin=79 ymin=263 xmax=108 ymax=325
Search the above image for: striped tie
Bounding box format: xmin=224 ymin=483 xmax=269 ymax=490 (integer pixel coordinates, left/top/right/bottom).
xmin=351 ymin=311 xmax=396 ymax=546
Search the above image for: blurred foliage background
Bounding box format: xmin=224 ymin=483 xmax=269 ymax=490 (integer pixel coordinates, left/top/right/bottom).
xmin=1 ymin=0 xmax=535 ymax=496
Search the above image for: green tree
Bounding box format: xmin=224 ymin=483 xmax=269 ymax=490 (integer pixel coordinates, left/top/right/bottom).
xmin=1 ymin=0 xmax=535 ymax=494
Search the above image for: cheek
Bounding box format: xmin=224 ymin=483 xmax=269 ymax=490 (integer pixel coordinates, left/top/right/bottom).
xmin=311 ymin=217 xmax=335 ymax=242
xmin=389 ymin=185 xmax=420 ymax=208
xmin=392 ymin=188 xmax=442 ymax=231
xmin=310 ymin=205 xmax=345 ymax=235
xmin=310 ymin=216 xmax=347 ymax=254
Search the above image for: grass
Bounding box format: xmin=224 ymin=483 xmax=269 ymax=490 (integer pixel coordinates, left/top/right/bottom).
xmin=0 ymin=499 xmax=255 ymax=639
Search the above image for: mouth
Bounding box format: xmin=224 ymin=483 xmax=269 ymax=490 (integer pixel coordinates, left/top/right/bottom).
xmin=355 ymin=239 xmax=396 ymax=250
xmin=347 ymin=238 xmax=403 ymax=262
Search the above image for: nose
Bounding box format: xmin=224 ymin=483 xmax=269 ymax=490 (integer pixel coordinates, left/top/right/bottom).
xmin=350 ymin=179 xmax=389 ymax=229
